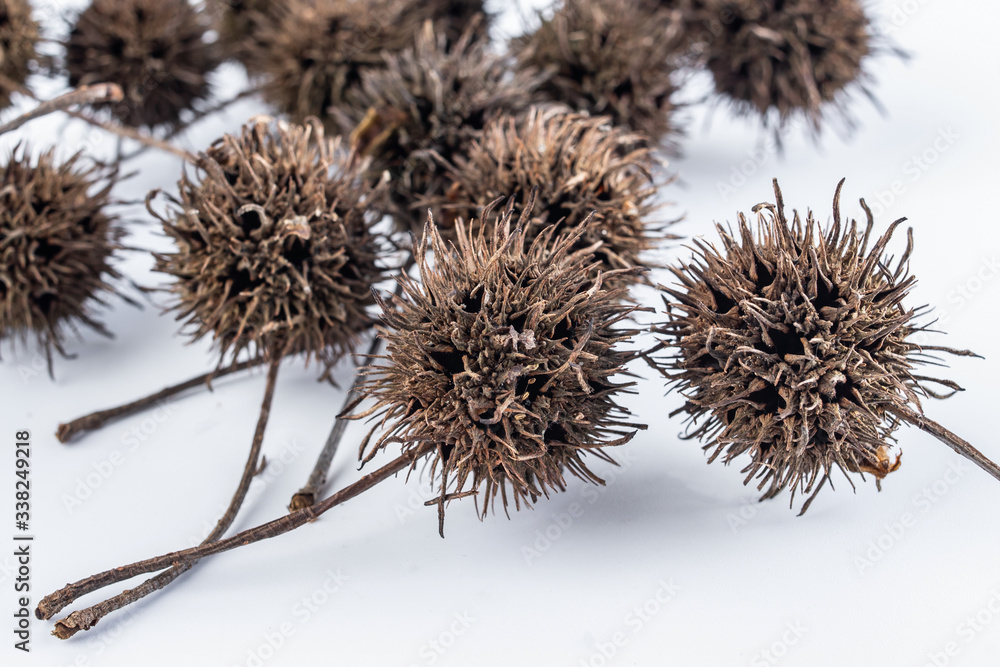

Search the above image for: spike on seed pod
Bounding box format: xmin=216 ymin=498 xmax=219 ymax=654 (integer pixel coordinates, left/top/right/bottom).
xmin=65 ymin=0 xmax=221 ymax=130
xmin=341 ymin=19 xmax=542 ymax=233
xmin=0 ymin=0 xmax=40 ymax=109
xmin=510 ymin=0 xmax=685 ymax=147
xmin=688 ymin=0 xmax=880 ymax=132
xmin=651 ymin=178 xmax=1000 ymax=513
xmin=152 ymin=117 xmax=389 ymax=373
xmin=351 ymin=191 xmax=647 ymax=535
xmin=247 ymin=0 xmax=423 ymax=132
xmin=0 ymin=146 xmax=125 ymax=376
xmin=427 ymin=107 xmax=673 ymax=292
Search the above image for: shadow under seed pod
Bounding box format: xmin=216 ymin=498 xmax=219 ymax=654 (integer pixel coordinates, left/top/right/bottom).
xmin=349 ymin=191 xmax=647 ymax=536
xmin=427 ymin=106 xmax=676 ymax=292
xmin=341 ymin=18 xmax=542 ymax=233
xmin=64 ymin=0 xmax=221 ymax=130
xmin=0 ymin=145 xmax=125 ymax=377
xmin=510 ymin=0 xmax=685 ymax=148
xmin=0 ymin=0 xmax=40 ymax=109
xmin=152 ymin=117 xmax=389 ymax=373
xmin=651 ymin=178 xmax=1000 ymax=513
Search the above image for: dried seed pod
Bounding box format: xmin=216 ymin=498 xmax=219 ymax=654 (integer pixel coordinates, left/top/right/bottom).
xmin=342 ymin=19 xmax=540 ymax=232
xmin=0 ymin=0 xmax=40 ymax=109
xmin=153 ymin=118 xmax=388 ymax=371
xmin=0 ymin=146 xmax=124 ymax=375
xmin=428 ymin=107 xmax=669 ymax=291
xmin=689 ymin=0 xmax=876 ymax=131
xmin=206 ymin=0 xmax=276 ymax=66
xmin=352 ymin=193 xmax=645 ymax=534
xmin=396 ymin=0 xmax=493 ymax=46
xmin=510 ymin=0 xmax=684 ymax=146
xmin=248 ymin=0 xmax=422 ymax=132
xmin=65 ymin=0 xmax=221 ymax=129
xmin=652 ymin=179 xmax=999 ymax=512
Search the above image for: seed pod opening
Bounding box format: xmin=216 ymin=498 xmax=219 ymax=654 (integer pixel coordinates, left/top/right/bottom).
xmin=652 ymin=179 xmax=988 ymax=512
xmin=510 ymin=0 xmax=684 ymax=146
xmin=153 ymin=118 xmax=388 ymax=372
xmin=0 ymin=146 xmax=124 ymax=375
xmin=65 ymin=0 xmax=221 ymax=129
xmin=343 ymin=19 xmax=540 ymax=233
xmin=428 ymin=107 xmax=671 ymax=291
xmin=352 ymin=194 xmax=646 ymax=534
xmin=0 ymin=0 xmax=40 ymax=109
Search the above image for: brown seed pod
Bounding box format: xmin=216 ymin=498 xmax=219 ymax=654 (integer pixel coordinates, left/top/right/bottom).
xmin=153 ymin=118 xmax=389 ymax=372
xmin=0 ymin=0 xmax=40 ymax=109
xmin=65 ymin=0 xmax=221 ymax=129
xmin=689 ymin=0 xmax=876 ymax=131
xmin=351 ymin=193 xmax=646 ymax=534
xmin=342 ymin=19 xmax=541 ymax=233
xmin=0 ymin=146 xmax=124 ymax=375
xmin=396 ymin=0 xmax=493 ymax=46
xmin=247 ymin=0 xmax=423 ymax=132
xmin=427 ymin=107 xmax=671 ymax=291
xmin=205 ymin=0 xmax=276 ymax=66
xmin=652 ymin=179 xmax=997 ymax=512
xmin=510 ymin=0 xmax=684 ymax=146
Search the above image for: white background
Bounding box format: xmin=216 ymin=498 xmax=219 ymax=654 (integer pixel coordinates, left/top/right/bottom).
xmin=3 ymin=1 xmax=1000 ymax=665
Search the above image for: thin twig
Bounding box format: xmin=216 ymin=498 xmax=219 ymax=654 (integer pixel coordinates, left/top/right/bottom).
xmin=48 ymin=356 xmax=284 ymax=639
xmin=36 ymin=442 xmax=434 ymax=634
xmin=890 ymin=404 xmax=1000 ymax=482
xmin=63 ymin=109 xmax=197 ymax=162
xmin=56 ymin=358 xmax=264 ymax=443
xmin=0 ymin=84 xmax=123 ymax=135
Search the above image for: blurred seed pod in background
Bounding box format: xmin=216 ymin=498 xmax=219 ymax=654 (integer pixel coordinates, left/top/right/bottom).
xmin=395 ymin=0 xmax=494 ymax=47
xmin=65 ymin=0 xmax=221 ymax=130
xmin=0 ymin=0 xmax=41 ymax=109
xmin=351 ymin=194 xmax=646 ymax=534
xmin=247 ymin=0 xmax=423 ymax=133
xmin=153 ymin=117 xmax=389 ymax=375
xmin=0 ymin=146 xmax=125 ymax=376
xmin=427 ymin=107 xmax=673 ymax=291
xmin=206 ymin=0 xmax=277 ymax=68
xmin=651 ymin=179 xmax=993 ymax=512
xmin=342 ymin=19 xmax=541 ymax=234
xmin=510 ymin=0 xmax=685 ymax=148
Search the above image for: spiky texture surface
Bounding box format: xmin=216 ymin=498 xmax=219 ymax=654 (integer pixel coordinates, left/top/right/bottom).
xmin=429 ymin=107 xmax=667 ymax=291
xmin=207 ymin=0 xmax=276 ymax=66
xmin=0 ymin=0 xmax=40 ymax=109
xmin=247 ymin=0 xmax=423 ymax=132
xmin=653 ymin=179 xmax=971 ymax=512
xmin=343 ymin=19 xmax=540 ymax=233
xmin=691 ymin=0 xmax=873 ymax=130
xmin=510 ymin=0 xmax=683 ymax=146
xmin=352 ymin=197 xmax=644 ymax=533
xmin=65 ymin=0 xmax=220 ymax=129
xmin=154 ymin=119 xmax=388 ymax=371
xmin=0 ymin=147 xmax=123 ymax=375
xmin=397 ymin=0 xmax=493 ymax=46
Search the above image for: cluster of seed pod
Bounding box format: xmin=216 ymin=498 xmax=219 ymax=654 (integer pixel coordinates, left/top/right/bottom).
xmin=0 ymin=0 xmax=993 ymax=643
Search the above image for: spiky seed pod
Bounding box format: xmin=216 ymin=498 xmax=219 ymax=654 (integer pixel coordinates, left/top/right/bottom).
xmin=65 ymin=0 xmax=221 ymax=129
xmin=510 ymin=0 xmax=684 ymax=147
xmin=0 ymin=147 xmax=124 ymax=375
xmin=248 ymin=0 xmax=422 ymax=132
xmin=352 ymin=194 xmax=645 ymax=534
xmin=153 ymin=118 xmax=388 ymax=372
xmin=689 ymin=0 xmax=875 ymax=131
xmin=342 ymin=19 xmax=540 ymax=233
xmin=396 ymin=0 xmax=494 ymax=46
xmin=428 ymin=107 xmax=668 ymax=291
xmin=0 ymin=0 xmax=40 ymax=109
xmin=652 ymin=179 xmax=987 ymax=512
xmin=206 ymin=0 xmax=276 ymax=66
